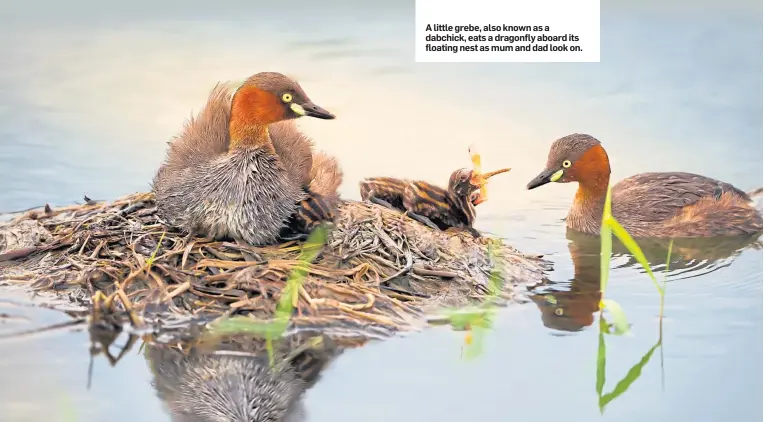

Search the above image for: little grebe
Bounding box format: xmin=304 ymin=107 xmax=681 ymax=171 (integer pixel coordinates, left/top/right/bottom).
xmin=153 ymin=72 xmax=340 ymax=245
xmin=526 ymin=133 xmax=763 ymax=238
xmin=360 ymin=166 xmax=510 ymax=237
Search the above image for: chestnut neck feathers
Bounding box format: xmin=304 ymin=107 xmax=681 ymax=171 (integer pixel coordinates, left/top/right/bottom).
xmin=571 ymin=143 xmax=611 ymax=213
xmin=228 ymin=85 xmax=285 ymax=151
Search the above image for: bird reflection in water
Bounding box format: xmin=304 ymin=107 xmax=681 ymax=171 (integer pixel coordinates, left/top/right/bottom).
xmin=530 ymin=229 xmax=762 ymax=332
xmin=144 ymin=330 xmax=357 ymax=422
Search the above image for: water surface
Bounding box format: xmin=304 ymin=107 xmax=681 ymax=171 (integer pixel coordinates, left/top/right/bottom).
xmin=0 ymin=0 xmax=761 ymax=421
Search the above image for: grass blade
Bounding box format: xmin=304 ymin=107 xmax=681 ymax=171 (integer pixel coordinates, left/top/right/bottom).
xmin=599 ymin=186 xmax=614 ymax=294
xmin=596 ymin=316 xmax=607 ymax=399
xmin=206 ymin=316 xmax=281 ymax=337
xmin=601 ymin=299 xmax=630 ymax=335
xmin=606 ymin=218 xmax=662 ymax=294
xmin=275 ymin=225 xmax=328 ymax=321
xmin=486 ymin=242 xmax=506 ymax=296
xmin=664 ymin=239 xmax=674 ymax=276
xmin=145 ymin=231 xmax=166 ymax=270
xmin=599 ymin=340 xmax=661 ymax=412
xmin=659 ymin=239 xmax=673 ymax=317
xmin=594 ymin=186 xmax=668 ymax=413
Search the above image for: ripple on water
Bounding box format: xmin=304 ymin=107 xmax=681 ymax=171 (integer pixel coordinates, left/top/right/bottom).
xmin=525 ymin=229 xmax=762 ymax=335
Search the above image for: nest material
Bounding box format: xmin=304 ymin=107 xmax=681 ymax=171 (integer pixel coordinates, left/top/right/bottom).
xmin=0 ymin=192 xmax=551 ymax=336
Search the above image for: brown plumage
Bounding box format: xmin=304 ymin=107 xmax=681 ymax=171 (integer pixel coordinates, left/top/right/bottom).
xmin=526 ymin=133 xmax=764 ymax=238
xmin=269 ymin=120 xmax=314 ymax=186
xmin=152 ymin=72 xmax=341 ymax=245
xmin=359 ymin=167 xmax=510 ymax=237
xmin=269 ymin=122 xmax=344 ymax=239
xmin=308 ymin=151 xmax=343 ymax=200
xmin=268 ymin=121 xmax=344 ymax=197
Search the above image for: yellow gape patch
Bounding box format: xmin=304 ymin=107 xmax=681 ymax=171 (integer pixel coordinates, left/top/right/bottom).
xmin=290 ymin=103 xmax=306 ymax=116
xmin=550 ymin=169 xmax=564 ymax=182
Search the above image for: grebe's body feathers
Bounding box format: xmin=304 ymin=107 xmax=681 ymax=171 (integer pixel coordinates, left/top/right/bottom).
xmin=309 ymin=151 xmax=343 ymax=200
xmin=608 ymin=172 xmax=760 ymax=237
xmin=270 ymin=120 xmax=315 ymax=187
xmin=159 ymin=84 xmax=233 ymax=173
xmin=154 ymin=146 xmax=304 ymax=245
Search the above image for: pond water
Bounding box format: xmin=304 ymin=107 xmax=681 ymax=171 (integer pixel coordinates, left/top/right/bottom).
xmin=0 ymin=0 xmax=762 ymax=421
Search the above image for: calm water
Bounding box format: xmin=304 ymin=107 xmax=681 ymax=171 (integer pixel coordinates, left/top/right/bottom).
xmin=0 ymin=0 xmax=762 ymax=420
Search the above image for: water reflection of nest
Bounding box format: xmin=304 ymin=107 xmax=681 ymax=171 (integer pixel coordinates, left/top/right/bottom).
xmin=0 ymin=192 xmax=551 ymax=335
xmin=146 ymin=331 xmax=351 ymax=422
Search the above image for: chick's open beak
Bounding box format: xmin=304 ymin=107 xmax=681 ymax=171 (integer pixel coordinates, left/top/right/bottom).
xmin=527 ymin=168 xmax=563 ymax=190
xmin=470 ymin=167 xmax=511 ymax=206
xmin=299 ymin=101 xmax=336 ymax=120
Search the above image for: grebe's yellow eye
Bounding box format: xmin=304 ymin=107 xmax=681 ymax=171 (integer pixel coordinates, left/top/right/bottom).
xmin=562 ymin=160 xmax=572 ymax=168
xmin=281 ymin=93 xmax=293 ymax=103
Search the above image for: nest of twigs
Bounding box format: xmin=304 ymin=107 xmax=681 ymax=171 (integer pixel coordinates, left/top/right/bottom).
xmin=0 ymin=192 xmax=551 ymax=336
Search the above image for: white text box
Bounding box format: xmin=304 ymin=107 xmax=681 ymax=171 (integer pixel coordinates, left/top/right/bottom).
xmin=415 ymin=0 xmax=600 ymax=63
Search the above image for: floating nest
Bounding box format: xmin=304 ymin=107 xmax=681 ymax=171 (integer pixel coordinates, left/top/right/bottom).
xmin=0 ymin=192 xmax=551 ymax=337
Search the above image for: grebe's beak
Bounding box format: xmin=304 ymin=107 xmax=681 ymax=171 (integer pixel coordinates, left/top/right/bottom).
xmin=527 ymin=168 xmax=563 ymax=190
xmin=292 ymin=100 xmax=336 ymax=120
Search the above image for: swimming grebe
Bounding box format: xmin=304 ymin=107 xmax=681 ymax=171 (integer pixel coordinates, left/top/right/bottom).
xmin=526 ymin=133 xmax=763 ymax=238
xmin=153 ymin=72 xmax=339 ymax=245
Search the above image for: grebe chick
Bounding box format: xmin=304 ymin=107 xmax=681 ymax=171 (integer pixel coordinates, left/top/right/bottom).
xmin=360 ymin=167 xmax=510 ymax=237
